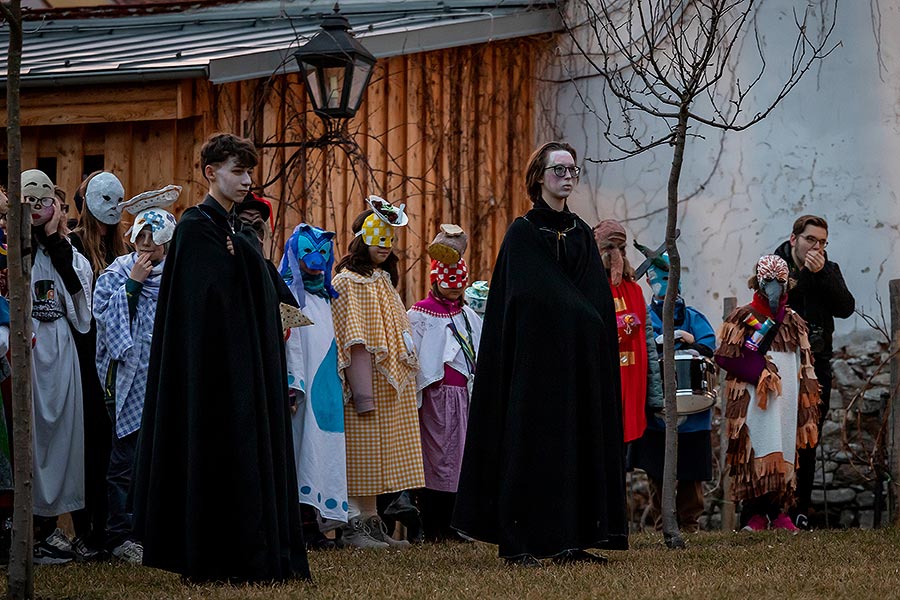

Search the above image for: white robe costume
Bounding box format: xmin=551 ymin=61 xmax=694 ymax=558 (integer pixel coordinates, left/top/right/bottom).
xmin=285 ymin=293 xmax=348 ymax=526
xmin=31 ymin=243 xmax=93 ymax=516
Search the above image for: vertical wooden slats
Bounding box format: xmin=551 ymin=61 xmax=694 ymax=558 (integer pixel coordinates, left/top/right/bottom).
xmin=6 ymin=38 xmax=543 ymax=304
xmin=21 ymin=131 xmax=38 ymax=172
xmin=173 ymin=118 xmax=198 ymax=217
xmin=404 ymin=55 xmax=425 ymax=306
xmin=260 ymin=76 xmax=285 ymax=258
xmin=365 ymin=62 xmax=388 ymax=199
xmin=55 ymin=126 xmax=84 ymax=200
xmin=129 ymin=121 xmax=175 ymax=198
xmin=423 ymin=51 xmax=442 ymax=263
xmin=105 ymin=123 xmax=133 ymax=199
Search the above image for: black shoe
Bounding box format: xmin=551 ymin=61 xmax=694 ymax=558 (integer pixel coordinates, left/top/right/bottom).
xmin=306 ymin=537 xmax=337 ymax=551
xmin=383 ymin=492 xmax=419 ymax=520
xmin=33 ymin=540 xmax=74 ymax=565
xmin=553 ymin=549 xmax=608 ymax=565
xmin=304 ymin=528 xmax=338 ymax=551
xmin=72 ymin=536 xmax=107 ymax=562
xmin=504 ymin=554 xmax=541 ymax=568
xmin=795 ymin=514 xmax=810 ymax=530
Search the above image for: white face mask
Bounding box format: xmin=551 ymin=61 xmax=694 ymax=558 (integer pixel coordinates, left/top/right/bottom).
xmin=21 ymin=169 xmax=56 ymax=227
xmin=128 ymin=208 xmax=176 ymax=246
xmin=85 ymin=172 xmax=125 ymax=225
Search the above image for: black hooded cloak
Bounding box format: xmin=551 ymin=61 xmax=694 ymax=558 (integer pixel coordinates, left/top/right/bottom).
xmin=132 ymin=196 xmax=309 ymax=583
xmin=452 ymin=200 xmax=628 ymax=558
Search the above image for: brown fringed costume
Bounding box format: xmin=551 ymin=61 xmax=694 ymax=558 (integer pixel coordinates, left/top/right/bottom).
xmin=717 ymin=301 xmax=820 ymax=504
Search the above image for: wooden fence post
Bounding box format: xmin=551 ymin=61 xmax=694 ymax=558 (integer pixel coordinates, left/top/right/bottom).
xmin=889 ymin=280 xmax=900 ymax=524
xmin=720 ymin=296 xmax=737 ymax=531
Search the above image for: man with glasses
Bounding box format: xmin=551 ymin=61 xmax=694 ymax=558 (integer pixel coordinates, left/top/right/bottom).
xmin=773 ymin=214 xmax=855 ymax=529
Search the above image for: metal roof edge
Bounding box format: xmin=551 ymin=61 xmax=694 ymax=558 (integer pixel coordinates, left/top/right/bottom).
xmin=0 ymin=66 xmax=208 ymax=89
xmin=208 ymin=8 xmax=561 ymax=84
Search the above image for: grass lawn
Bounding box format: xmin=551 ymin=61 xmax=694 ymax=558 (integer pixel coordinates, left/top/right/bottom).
xmin=4 ymin=529 xmax=899 ymax=599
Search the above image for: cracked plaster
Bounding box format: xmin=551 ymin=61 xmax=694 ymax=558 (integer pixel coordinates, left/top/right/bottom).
xmin=539 ymin=1 xmax=900 ymax=334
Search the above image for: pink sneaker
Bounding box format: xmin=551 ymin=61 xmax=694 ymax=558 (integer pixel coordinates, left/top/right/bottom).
xmin=771 ymin=513 xmax=800 ymax=533
xmin=741 ymin=514 xmax=769 ymax=532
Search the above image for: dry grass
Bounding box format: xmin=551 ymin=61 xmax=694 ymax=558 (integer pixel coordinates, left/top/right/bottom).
xmin=4 ymin=529 xmax=900 ymax=599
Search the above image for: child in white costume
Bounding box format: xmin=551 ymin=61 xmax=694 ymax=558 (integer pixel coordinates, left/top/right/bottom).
xmin=24 ymin=170 xmax=94 ymax=563
xmin=280 ymin=224 xmax=348 ymax=535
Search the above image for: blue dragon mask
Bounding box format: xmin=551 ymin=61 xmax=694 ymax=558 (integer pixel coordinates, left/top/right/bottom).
xmin=279 ymin=223 xmax=338 ymax=306
xmin=634 ymin=240 xmax=680 ymax=299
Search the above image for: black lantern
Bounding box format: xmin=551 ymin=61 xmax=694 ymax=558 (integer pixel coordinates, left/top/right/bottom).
xmin=293 ymin=4 xmax=376 ymax=121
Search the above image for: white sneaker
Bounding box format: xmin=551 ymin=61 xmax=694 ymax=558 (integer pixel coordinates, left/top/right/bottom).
xmin=112 ymin=540 xmax=143 ymax=564
xmin=45 ymin=528 xmax=73 ymax=554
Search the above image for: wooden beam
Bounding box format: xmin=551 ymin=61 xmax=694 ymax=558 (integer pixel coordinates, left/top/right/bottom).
xmin=176 ymin=80 xmax=196 ymax=120
xmin=13 ymin=102 xmax=178 ymax=128
xmin=0 ymin=84 xmax=180 ymax=127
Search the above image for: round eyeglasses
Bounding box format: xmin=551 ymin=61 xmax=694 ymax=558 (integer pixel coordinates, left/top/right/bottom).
xmin=544 ymin=165 xmax=581 ymax=178
xmin=26 ymin=196 xmax=56 ymax=208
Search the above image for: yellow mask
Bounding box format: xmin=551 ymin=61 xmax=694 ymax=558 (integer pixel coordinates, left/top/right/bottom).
xmin=358 ymin=213 xmax=395 ymax=248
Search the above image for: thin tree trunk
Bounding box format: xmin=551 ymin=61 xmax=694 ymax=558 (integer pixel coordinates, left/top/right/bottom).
xmin=890 ymin=279 xmax=900 ymax=524
xmin=2 ymin=0 xmax=35 ymax=596
xmin=660 ymin=107 xmax=689 ymax=550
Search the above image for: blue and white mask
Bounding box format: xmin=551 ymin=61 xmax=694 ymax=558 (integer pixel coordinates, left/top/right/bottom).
xmin=280 ymin=223 xmax=338 ymax=306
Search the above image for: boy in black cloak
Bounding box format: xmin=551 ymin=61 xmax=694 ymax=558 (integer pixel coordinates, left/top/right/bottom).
xmin=132 ymin=133 xmax=310 ymax=583
xmin=452 ymin=141 xmax=628 ymax=566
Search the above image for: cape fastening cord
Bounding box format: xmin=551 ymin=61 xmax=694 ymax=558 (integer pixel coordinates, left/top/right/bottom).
xmin=197 ymin=205 xmax=236 ymax=235
xmin=523 ymin=215 xmax=576 ymax=261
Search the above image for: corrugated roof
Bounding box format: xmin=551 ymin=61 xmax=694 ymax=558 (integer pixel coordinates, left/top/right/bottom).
xmin=0 ymin=0 xmax=561 ymax=86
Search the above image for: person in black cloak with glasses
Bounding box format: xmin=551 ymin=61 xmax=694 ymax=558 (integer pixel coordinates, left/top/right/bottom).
xmin=132 ymin=133 xmax=310 ymax=583
xmin=452 ymin=141 xmax=628 ymax=566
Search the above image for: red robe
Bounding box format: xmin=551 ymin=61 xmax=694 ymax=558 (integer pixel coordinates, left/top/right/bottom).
xmin=612 ymin=280 xmax=648 ymax=443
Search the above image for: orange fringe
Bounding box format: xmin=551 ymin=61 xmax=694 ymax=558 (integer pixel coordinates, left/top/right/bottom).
xmin=728 ymin=448 xmax=797 ymax=503
xmin=716 ymin=321 xmax=749 ymax=358
xmin=724 ymin=378 xmax=751 ymax=440
xmin=755 ymin=365 xmax=782 ymax=409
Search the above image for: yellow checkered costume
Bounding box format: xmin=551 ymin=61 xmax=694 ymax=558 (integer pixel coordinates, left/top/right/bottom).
xmin=332 ymin=269 xmax=425 ymax=495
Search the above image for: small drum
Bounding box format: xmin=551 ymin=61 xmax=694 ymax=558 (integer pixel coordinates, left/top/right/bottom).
xmin=658 ymin=353 xmax=718 ymax=415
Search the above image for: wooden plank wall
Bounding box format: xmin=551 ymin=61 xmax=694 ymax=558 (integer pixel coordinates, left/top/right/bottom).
xmin=240 ymin=37 xmax=544 ymax=304
xmin=0 ymin=36 xmax=545 ymax=305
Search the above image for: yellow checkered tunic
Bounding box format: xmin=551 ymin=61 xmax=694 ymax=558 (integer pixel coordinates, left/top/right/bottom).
xmin=332 ymin=269 xmax=425 ymax=496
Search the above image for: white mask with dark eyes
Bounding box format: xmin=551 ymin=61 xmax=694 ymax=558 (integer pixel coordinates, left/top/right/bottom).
xmin=85 ymin=172 xmax=125 ymax=225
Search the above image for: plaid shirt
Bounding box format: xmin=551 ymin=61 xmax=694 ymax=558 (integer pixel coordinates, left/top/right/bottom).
xmin=94 ymin=253 xmax=164 ymax=438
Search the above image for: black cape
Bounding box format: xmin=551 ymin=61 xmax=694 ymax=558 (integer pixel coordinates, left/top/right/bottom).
xmin=452 ymin=201 xmax=628 ymax=558
xmin=132 ymin=196 xmax=310 ymax=583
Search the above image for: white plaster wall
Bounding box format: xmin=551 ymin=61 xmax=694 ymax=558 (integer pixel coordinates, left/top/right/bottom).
xmin=540 ymin=0 xmax=900 ymax=335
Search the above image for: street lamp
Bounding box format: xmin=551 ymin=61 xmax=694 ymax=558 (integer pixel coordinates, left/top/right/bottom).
xmin=293 ymin=4 xmax=376 ymax=122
